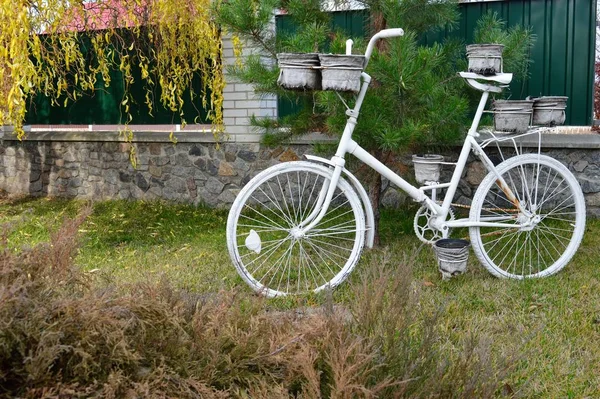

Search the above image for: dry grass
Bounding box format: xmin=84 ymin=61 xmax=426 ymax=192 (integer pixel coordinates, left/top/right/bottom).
xmin=0 ymin=206 xmax=516 ymax=398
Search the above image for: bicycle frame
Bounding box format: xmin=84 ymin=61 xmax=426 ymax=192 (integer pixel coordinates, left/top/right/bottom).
xmin=296 ymin=29 xmax=526 ymax=238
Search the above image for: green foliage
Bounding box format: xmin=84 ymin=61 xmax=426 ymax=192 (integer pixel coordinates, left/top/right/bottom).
xmin=215 ymin=0 xmax=279 ymax=57
xmin=327 ymin=32 xmax=469 ymax=150
xmin=1 ymin=0 xmax=225 ymax=140
xmin=218 ymin=0 xmax=468 ymax=152
xmin=218 ymin=1 xmax=535 ymax=153
xmin=367 ymin=0 xmax=460 ymax=34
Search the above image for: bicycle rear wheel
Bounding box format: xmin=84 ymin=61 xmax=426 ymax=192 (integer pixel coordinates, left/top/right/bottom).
xmin=227 ymin=161 xmax=366 ymax=297
xmin=469 ymin=154 xmax=586 ymax=279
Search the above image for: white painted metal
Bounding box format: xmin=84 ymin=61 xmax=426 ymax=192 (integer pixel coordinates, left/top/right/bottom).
xmin=414 ymin=206 xmax=455 ymax=244
xmin=227 ymin=28 xmax=587 ymax=296
xmin=346 ymin=39 xmax=354 ymax=55
xmin=469 ymin=154 xmax=586 ymax=278
xmin=227 ymin=161 xmax=365 ymax=297
xmin=364 ymin=28 xmax=405 ymax=68
xmin=303 ymin=154 xmax=376 ymax=248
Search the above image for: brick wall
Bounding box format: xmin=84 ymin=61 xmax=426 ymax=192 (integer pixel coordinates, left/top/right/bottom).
xmin=221 ymin=35 xmax=278 ymax=136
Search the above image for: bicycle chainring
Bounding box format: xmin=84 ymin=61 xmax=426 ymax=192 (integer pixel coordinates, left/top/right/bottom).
xmin=413 ymin=205 xmax=455 ymax=245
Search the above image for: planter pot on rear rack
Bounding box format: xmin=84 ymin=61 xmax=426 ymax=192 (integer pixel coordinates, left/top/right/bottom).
xmin=532 ymin=96 xmax=568 ymax=126
xmin=277 ymin=53 xmax=321 ymax=91
xmin=493 ymin=100 xmax=534 ymax=133
xmin=466 ymin=44 xmax=504 ymax=76
xmin=433 ymin=239 xmax=470 ymax=280
xmin=412 ymin=154 xmax=444 ymax=184
xmin=318 ymin=54 xmax=365 ymax=93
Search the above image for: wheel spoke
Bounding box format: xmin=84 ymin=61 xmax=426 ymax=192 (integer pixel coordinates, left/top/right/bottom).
xmin=228 ymin=165 xmax=365 ymax=296
xmin=470 ymin=155 xmax=584 ymax=279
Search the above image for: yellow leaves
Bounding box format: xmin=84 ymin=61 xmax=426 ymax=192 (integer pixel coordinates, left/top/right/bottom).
xmin=232 ymin=34 xmax=244 ymax=67
xmin=129 ymin=146 xmax=138 ymax=169
xmin=140 ymin=63 xmax=149 ymax=80
xmin=1 ymin=0 xmax=224 ymax=144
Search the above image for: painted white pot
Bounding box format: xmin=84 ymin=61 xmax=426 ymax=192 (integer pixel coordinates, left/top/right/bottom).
xmin=318 ymin=54 xmax=365 ymax=93
xmin=277 ymin=53 xmax=321 ymax=91
xmin=493 ymin=99 xmax=534 ymax=133
xmin=433 ymin=239 xmax=470 ymax=280
xmin=466 ymin=44 xmax=504 ymax=76
xmin=532 ymin=96 xmax=568 ymax=126
xmin=412 ymin=154 xmax=444 ymax=184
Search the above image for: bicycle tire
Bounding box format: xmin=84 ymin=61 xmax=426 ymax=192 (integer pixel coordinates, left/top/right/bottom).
xmin=227 ymin=161 xmax=366 ymax=297
xmin=469 ymin=154 xmax=586 ymax=278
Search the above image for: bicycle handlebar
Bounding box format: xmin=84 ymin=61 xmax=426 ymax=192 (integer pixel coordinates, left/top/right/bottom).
xmin=364 ymin=28 xmax=404 ymax=68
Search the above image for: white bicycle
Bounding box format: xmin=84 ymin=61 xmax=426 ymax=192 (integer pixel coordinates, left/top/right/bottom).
xmin=226 ymin=29 xmax=586 ymax=297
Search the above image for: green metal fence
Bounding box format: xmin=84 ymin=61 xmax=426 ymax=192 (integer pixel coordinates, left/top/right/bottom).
xmin=278 ymin=0 xmax=597 ymax=126
xmin=29 ymin=1 xmax=596 ymax=126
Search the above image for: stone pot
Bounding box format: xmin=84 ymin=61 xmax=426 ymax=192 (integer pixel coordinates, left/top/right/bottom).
xmin=412 ymin=154 xmax=444 ymax=184
xmin=493 ymin=99 xmax=534 ymax=133
xmin=532 ymin=96 xmax=568 ymax=126
xmin=466 ymin=44 xmax=504 ymax=76
xmin=277 ymin=53 xmax=321 ymax=91
xmin=318 ymin=54 xmax=365 ymax=93
xmin=433 ymin=238 xmax=470 ymax=280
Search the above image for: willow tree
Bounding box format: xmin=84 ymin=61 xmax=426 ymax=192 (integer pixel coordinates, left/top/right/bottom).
xmin=0 ymin=0 xmax=227 ymax=150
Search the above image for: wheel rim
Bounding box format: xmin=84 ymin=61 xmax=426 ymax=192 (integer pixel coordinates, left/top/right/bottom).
xmin=473 ymin=158 xmax=584 ymax=278
xmin=229 ymin=165 xmax=364 ymax=297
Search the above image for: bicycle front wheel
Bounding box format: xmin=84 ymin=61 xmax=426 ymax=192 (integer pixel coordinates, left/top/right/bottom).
xmin=469 ymin=154 xmax=586 ymax=279
xmin=227 ymin=161 xmax=366 ymax=297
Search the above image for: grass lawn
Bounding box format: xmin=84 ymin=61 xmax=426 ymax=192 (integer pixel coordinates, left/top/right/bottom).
xmin=1 ymin=196 xmax=600 ymax=397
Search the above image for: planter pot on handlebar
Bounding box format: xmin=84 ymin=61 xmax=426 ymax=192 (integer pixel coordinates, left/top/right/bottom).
xmin=276 ymin=53 xmax=321 ymax=91
xmin=318 ymin=54 xmax=366 ymax=93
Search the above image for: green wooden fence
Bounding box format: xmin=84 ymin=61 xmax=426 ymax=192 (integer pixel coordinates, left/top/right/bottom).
xmin=278 ymin=0 xmax=597 ymax=126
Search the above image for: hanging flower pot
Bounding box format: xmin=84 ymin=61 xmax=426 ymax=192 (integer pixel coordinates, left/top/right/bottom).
xmin=493 ymin=99 xmax=534 ymax=133
xmin=412 ymin=154 xmax=444 ymax=184
xmin=466 ymin=44 xmax=504 ymax=76
xmin=532 ymin=96 xmax=568 ymax=126
xmin=318 ymin=54 xmax=365 ymax=93
xmin=276 ymin=53 xmax=321 ymax=91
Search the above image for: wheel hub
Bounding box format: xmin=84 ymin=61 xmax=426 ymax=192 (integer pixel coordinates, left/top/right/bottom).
xmin=289 ymin=227 xmax=305 ymax=239
xmin=518 ymin=213 xmax=541 ymax=232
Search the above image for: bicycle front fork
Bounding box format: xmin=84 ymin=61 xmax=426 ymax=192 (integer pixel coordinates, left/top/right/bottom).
xmin=293 ymin=159 xmax=346 ymax=237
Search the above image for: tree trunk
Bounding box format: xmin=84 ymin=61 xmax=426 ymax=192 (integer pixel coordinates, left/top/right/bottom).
xmin=365 ymin=11 xmax=388 ymax=246
xmin=367 ymin=169 xmax=383 ymax=247
xmin=364 ymin=149 xmax=393 ymax=246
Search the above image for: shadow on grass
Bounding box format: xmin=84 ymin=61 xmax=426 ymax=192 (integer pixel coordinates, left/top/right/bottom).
xmin=86 ymin=200 xmax=228 ymax=250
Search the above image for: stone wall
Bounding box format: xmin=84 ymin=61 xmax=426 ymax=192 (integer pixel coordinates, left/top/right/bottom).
xmin=0 ymin=138 xmax=313 ymax=208
xmin=0 ymin=135 xmax=519 ymax=214
xmin=1 ymin=133 xmax=600 ymax=217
